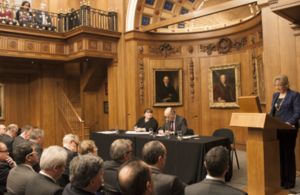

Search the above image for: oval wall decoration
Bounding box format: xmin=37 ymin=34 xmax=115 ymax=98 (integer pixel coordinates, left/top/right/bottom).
xmin=10 ymin=41 xmax=16 ymax=48
xmin=78 ymin=42 xmax=82 ymax=50
xmin=90 ymin=41 xmax=97 ymax=49
xmin=43 ymin=45 xmax=49 ymax=51
xmin=27 ymin=43 xmax=33 ymax=49
xmin=57 ymin=46 xmax=64 ymax=53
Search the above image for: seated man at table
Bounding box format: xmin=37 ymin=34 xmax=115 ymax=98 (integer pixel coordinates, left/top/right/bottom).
xmin=117 ymin=157 xmax=153 ymax=195
xmin=103 ymin=139 xmax=132 ymax=194
xmin=159 ymin=107 xmax=187 ymax=135
xmin=142 ymin=141 xmax=186 ymax=195
xmin=185 ymin=146 xmax=247 ymax=195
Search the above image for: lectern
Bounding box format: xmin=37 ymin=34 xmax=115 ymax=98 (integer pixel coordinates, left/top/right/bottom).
xmin=230 ymin=97 xmax=294 ymax=195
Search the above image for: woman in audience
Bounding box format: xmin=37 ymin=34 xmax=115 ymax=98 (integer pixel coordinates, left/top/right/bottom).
xmin=16 ymin=1 xmax=32 ymax=27
xmin=0 ymin=0 xmax=13 ymax=24
xmin=134 ymin=108 xmax=158 ymax=132
xmin=78 ymin=140 xmax=98 ymax=156
xmin=269 ymin=74 xmax=300 ymax=189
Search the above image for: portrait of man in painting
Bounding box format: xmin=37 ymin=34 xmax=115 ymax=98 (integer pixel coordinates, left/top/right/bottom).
xmin=213 ymin=69 xmax=236 ymax=103
xmin=155 ymin=71 xmax=179 ymax=103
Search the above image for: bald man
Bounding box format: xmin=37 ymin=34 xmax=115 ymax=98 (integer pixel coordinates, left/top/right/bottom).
xmin=159 ymin=107 xmax=187 ymax=135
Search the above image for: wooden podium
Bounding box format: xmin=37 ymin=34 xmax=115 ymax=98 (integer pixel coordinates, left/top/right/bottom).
xmin=230 ymin=97 xmax=294 ymax=195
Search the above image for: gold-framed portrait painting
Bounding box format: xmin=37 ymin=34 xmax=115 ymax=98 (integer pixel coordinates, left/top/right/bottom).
xmin=0 ymin=84 xmax=4 ymax=120
xmin=255 ymin=53 xmax=265 ymax=104
xmin=208 ymin=63 xmax=241 ymax=108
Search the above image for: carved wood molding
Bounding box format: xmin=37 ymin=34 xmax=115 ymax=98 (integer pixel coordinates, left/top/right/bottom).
xmin=258 ymin=29 xmax=263 ymax=40
xmin=217 ymin=37 xmax=232 ymax=54
xmin=232 ymin=37 xmax=247 ymax=51
xmin=252 ymin=49 xmax=257 ymax=94
xmin=138 ymin=45 xmax=143 ymax=54
xmin=187 ymin=45 xmax=194 ymax=54
xmin=189 ymin=58 xmax=194 ymax=102
xmin=251 ymin=34 xmax=256 ymax=44
xmin=200 ymin=44 xmax=217 ymax=55
xmin=149 ymin=43 xmax=181 ymax=58
xmin=139 ymin=58 xmax=144 ymax=103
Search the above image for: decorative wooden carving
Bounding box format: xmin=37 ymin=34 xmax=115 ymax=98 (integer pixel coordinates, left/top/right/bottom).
xmin=149 ymin=43 xmax=181 ymax=58
xmin=138 ymin=46 xmax=143 ymax=54
xmin=10 ymin=41 xmax=16 ymax=48
xmin=57 ymin=46 xmax=64 ymax=53
xmin=27 ymin=43 xmax=33 ymax=49
xmin=187 ymin=45 xmax=194 ymax=54
xmin=189 ymin=58 xmax=194 ymax=102
xmin=217 ymin=37 xmax=233 ymax=54
xmin=252 ymin=49 xmax=257 ymax=94
xmin=139 ymin=58 xmax=144 ymax=103
xmin=69 ymin=44 xmax=74 ymax=52
xmin=78 ymin=41 xmax=83 ymax=50
xmin=90 ymin=40 xmax=97 ymax=49
xmin=232 ymin=37 xmax=247 ymax=51
xmin=200 ymin=44 xmax=217 ymax=55
xmin=251 ymin=34 xmax=256 ymax=44
xmin=43 ymin=45 xmax=49 ymax=51
xmin=103 ymin=42 xmax=112 ymax=51
xmin=258 ymin=29 xmax=263 ymax=39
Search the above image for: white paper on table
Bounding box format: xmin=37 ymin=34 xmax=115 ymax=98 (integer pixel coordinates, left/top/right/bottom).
xmin=182 ymin=135 xmax=199 ymax=139
xmin=97 ymin=131 xmax=117 ymax=134
xmin=125 ymin=131 xmax=149 ymax=135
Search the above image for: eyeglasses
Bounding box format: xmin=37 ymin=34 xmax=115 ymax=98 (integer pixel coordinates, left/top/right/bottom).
xmin=73 ymin=140 xmax=79 ymax=146
xmin=0 ymin=150 xmax=8 ymax=153
xmin=27 ymin=149 xmax=38 ymax=156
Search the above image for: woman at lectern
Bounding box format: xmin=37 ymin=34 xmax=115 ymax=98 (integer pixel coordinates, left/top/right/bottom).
xmin=134 ymin=108 xmax=158 ymax=132
xmin=269 ymin=74 xmax=300 ymax=189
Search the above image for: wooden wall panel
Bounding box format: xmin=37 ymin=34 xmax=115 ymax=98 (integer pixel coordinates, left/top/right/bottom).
xmin=97 ymin=79 xmax=109 ymax=131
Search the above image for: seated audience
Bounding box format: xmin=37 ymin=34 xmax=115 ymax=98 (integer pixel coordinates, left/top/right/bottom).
xmin=78 ymin=140 xmax=98 ymax=156
xmin=0 ymin=0 xmax=16 ymax=25
xmin=29 ymin=128 xmax=44 ymax=172
xmin=57 ymin=134 xmax=79 ymax=188
xmin=134 ymin=108 xmax=158 ymax=132
xmin=34 ymin=3 xmax=57 ymax=31
xmin=25 ymin=146 xmax=68 ymax=195
xmin=12 ymin=125 xmax=33 ymax=150
xmin=0 ymin=125 xmax=6 ymax=138
xmin=16 ymin=1 xmax=33 ymax=27
xmin=62 ymin=154 xmax=104 ymax=195
xmin=117 ymin=157 xmax=153 ymax=195
xmin=0 ymin=142 xmax=15 ymax=192
xmin=6 ymin=142 xmax=39 ymax=195
xmin=142 ymin=141 xmax=186 ymax=195
xmin=103 ymin=139 xmax=132 ymax=194
xmin=2 ymin=124 xmax=18 ymax=158
xmin=159 ymin=107 xmax=188 ymax=135
xmin=185 ymin=146 xmax=247 ymax=195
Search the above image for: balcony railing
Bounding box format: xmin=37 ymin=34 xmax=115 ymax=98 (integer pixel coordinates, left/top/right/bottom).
xmin=0 ymin=2 xmax=118 ymax=33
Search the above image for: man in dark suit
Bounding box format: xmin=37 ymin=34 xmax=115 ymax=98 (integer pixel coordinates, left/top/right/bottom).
xmin=159 ymin=107 xmax=187 ymax=135
xmin=2 ymin=124 xmax=18 ymax=158
xmin=25 ymin=146 xmax=68 ymax=195
xmin=29 ymin=128 xmax=44 ymax=172
xmin=142 ymin=141 xmax=186 ymax=195
xmin=62 ymin=154 xmax=104 ymax=195
xmin=0 ymin=142 xmax=16 ymax=192
xmin=185 ymin=146 xmax=247 ymax=195
xmin=213 ymin=74 xmax=236 ymax=102
xmin=57 ymin=134 xmax=79 ymax=188
xmin=12 ymin=125 xmax=33 ymax=150
xmin=103 ymin=139 xmax=132 ymax=194
xmin=157 ymin=76 xmax=179 ymax=102
xmin=6 ymin=142 xmax=39 ymax=195
xmin=34 ymin=3 xmax=57 ymax=31
xmin=117 ymin=157 xmax=154 ymax=195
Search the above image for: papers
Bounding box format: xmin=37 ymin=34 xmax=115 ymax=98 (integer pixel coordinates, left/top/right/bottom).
xmin=125 ymin=131 xmax=149 ymax=135
xmin=182 ymin=135 xmax=199 ymax=140
xmin=97 ymin=131 xmax=116 ymax=134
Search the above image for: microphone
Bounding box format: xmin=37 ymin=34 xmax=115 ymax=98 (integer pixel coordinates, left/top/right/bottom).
xmin=119 ymin=114 xmax=130 ymax=129
xmin=248 ymin=92 xmax=255 ymax=96
xmin=187 ymin=115 xmax=198 ymax=128
xmin=156 ymin=116 xmax=165 ymax=133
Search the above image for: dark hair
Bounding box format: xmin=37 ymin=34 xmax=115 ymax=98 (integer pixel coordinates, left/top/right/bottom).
xmin=142 ymin=141 xmax=165 ymax=165
xmin=117 ymin=157 xmax=152 ymax=195
xmin=21 ymin=125 xmax=32 ymax=134
xmin=21 ymin=1 xmax=30 ymax=7
xmin=144 ymin=108 xmax=153 ymax=114
xmin=205 ymin=146 xmax=229 ymax=177
xmin=13 ymin=142 xmax=34 ymax=165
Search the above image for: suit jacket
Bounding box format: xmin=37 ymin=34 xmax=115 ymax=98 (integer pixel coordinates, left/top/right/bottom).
xmin=25 ymin=173 xmax=63 ymax=195
xmin=150 ymin=167 xmax=186 ymax=195
xmin=213 ymin=83 xmax=235 ymax=102
xmin=0 ymin=162 xmax=12 ymax=192
xmin=103 ymin=160 xmax=122 ymax=192
xmin=30 ymin=140 xmax=43 ymax=172
xmin=12 ymin=136 xmax=28 ymax=150
xmin=185 ymin=179 xmax=247 ymax=195
xmin=34 ymin=10 xmax=52 ymax=25
xmin=157 ymin=84 xmax=179 ymax=102
xmin=1 ymin=134 xmax=14 ymax=158
xmin=62 ymin=183 xmax=98 ymax=195
xmin=7 ymin=164 xmax=38 ymax=195
xmin=269 ymin=89 xmax=300 ymax=129
xmin=134 ymin=117 xmax=158 ymax=132
xmin=160 ymin=115 xmax=187 ymax=135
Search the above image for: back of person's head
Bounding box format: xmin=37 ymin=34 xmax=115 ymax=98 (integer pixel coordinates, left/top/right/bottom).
xmin=110 ymin=139 xmax=132 ymax=160
xmin=70 ymin=154 xmax=104 ymax=189
xmin=62 ymin=134 xmax=78 ymax=145
xmin=78 ymin=140 xmax=96 ymax=155
xmin=21 ymin=125 xmax=32 ymax=134
xmin=6 ymin=124 xmax=18 ymax=133
xmin=29 ymin=128 xmax=44 ymax=140
xmin=117 ymin=157 xmax=153 ymax=195
xmin=205 ymin=146 xmax=229 ymax=177
xmin=40 ymin=146 xmax=67 ymax=170
xmin=0 ymin=142 xmax=7 ymax=162
xmin=142 ymin=141 xmax=165 ymax=165
xmin=13 ymin=142 xmax=34 ymax=165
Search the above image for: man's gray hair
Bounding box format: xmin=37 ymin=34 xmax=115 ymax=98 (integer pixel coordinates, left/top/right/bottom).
xmin=70 ymin=154 xmax=104 ymax=188
xmin=110 ymin=139 xmax=132 ymax=160
xmin=205 ymin=146 xmax=229 ymax=177
xmin=29 ymin=128 xmax=44 ymax=140
xmin=21 ymin=125 xmax=32 ymax=133
xmin=63 ymin=134 xmax=79 ymax=145
xmin=40 ymin=146 xmax=68 ymax=170
xmin=6 ymin=124 xmax=18 ymax=133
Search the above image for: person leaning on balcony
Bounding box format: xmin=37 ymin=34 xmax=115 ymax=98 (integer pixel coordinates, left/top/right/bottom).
xmin=0 ymin=0 xmax=17 ymax=25
xmin=34 ymin=3 xmax=57 ymax=31
xmin=16 ymin=1 xmax=33 ymax=27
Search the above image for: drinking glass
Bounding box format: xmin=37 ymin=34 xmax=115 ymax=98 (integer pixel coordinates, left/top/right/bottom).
xmin=177 ymin=130 xmax=183 ymax=141
xmin=165 ymin=130 xmax=170 ymax=139
xmin=149 ymin=128 xmax=153 ymax=136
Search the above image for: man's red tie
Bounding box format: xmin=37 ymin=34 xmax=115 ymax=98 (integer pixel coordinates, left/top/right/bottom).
xmin=171 ymin=121 xmax=174 ymax=132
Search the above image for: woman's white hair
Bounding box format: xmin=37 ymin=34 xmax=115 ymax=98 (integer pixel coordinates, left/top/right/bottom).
xmin=273 ymin=74 xmax=290 ymax=89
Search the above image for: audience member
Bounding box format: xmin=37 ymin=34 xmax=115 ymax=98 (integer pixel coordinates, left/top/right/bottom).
xmin=0 ymin=142 xmax=15 ymax=192
xmin=29 ymin=128 xmax=44 ymax=172
xmin=25 ymin=146 xmax=68 ymax=195
xmin=34 ymin=3 xmax=57 ymax=31
xmin=117 ymin=157 xmax=153 ymax=195
xmin=12 ymin=125 xmax=33 ymax=150
xmin=0 ymin=0 xmax=16 ymax=25
xmin=57 ymin=134 xmax=79 ymax=188
xmin=16 ymin=1 xmax=33 ymax=27
xmin=6 ymin=142 xmax=39 ymax=195
xmin=0 ymin=125 xmax=6 ymax=138
xmin=185 ymin=146 xmax=247 ymax=195
xmin=78 ymin=140 xmax=98 ymax=156
xmin=62 ymin=154 xmax=104 ymax=195
xmin=2 ymin=124 xmax=18 ymax=158
xmin=142 ymin=141 xmax=186 ymax=195
xmin=103 ymin=139 xmax=132 ymax=193
xmin=159 ymin=107 xmax=187 ymax=135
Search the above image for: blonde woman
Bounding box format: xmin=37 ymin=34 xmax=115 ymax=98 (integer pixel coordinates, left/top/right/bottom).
xmin=78 ymin=140 xmax=98 ymax=156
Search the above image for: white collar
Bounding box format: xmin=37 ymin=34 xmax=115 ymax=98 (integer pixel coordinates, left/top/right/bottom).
xmin=206 ymin=175 xmax=225 ymax=183
xmin=39 ymin=171 xmax=56 ymax=183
